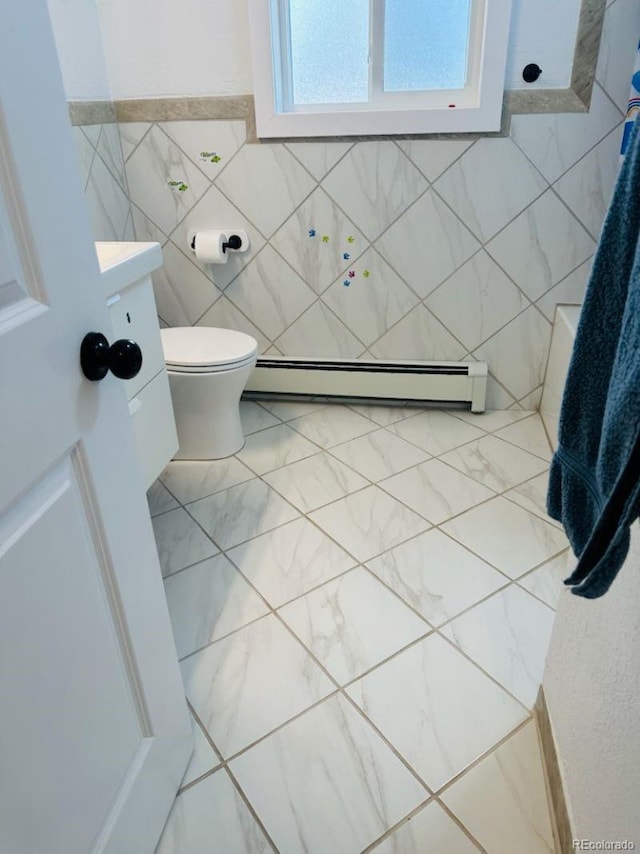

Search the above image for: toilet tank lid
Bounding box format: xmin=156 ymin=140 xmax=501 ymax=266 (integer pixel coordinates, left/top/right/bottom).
xmin=161 ymin=327 xmax=258 ymax=367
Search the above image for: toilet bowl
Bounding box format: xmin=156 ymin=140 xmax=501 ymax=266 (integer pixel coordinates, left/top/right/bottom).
xmin=160 ymin=327 xmax=258 ymax=460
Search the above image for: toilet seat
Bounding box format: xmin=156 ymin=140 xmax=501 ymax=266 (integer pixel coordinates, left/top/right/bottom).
xmin=161 ymin=327 xmax=258 ymax=373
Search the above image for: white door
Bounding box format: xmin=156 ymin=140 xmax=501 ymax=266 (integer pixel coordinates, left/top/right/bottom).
xmin=0 ymin=3 xmax=192 ymax=853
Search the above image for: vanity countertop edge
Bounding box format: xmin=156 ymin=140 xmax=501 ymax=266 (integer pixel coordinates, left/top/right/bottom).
xmin=95 ymin=241 xmax=163 ymax=298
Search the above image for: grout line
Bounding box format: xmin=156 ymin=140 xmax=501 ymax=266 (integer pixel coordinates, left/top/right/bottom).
xmin=185 ymin=700 xmax=280 ymax=851
xmin=336 ymin=627 xmax=436 ymax=693
xmin=433 ymin=716 xmax=534 ymax=801
xmin=548 ymin=180 xmax=604 ymax=245
xmin=93 ymin=128 xmax=129 ymax=194
xmin=129 ymin=201 xmax=169 ymax=245
xmin=176 ymin=605 xmax=272 ymax=664
xmin=509 ymin=81 xmax=623 ymax=191
xmin=283 ymin=139 xmax=355 ymax=184
xmin=160 ymin=550 xmax=224 ymax=583
xmin=79 ymin=125 xmax=100 ymax=193
xmin=176 ymin=763 xmax=221 ymax=795
xmin=434 ymin=630 xmax=533 ymax=712
xmin=359 ymin=796 xmax=435 ymax=854
xmin=396 ymin=136 xmax=479 ymax=186
xmin=444 ymin=407 xmax=532 ymax=429
xmin=338 ymin=688 xmax=434 ymax=794
xmin=206 ymin=688 xmax=340 ymax=766
xmin=431 ymin=799 xmax=490 ymax=853
xmin=488 ymin=412 xmax=554 ymax=461
xmin=269 ymin=561 xmax=362 ymax=611
xmin=186 ymin=699 xmax=225 ymax=763
xmin=363 ymin=795 xmax=489 ymax=854
xmin=274 ymin=295 xmax=372 ymax=356
xmin=222 ymin=765 xmax=280 ymax=852
xmin=213 ymin=240 xmax=331 ymax=344
xmin=158 ymin=121 xmax=235 ymax=183
xmin=122 ymin=120 xmax=155 ymax=165
xmin=593 ymin=78 xmax=626 ymax=121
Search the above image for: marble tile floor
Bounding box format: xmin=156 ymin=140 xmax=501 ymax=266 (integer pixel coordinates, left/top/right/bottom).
xmin=150 ymin=400 xmax=569 ymax=853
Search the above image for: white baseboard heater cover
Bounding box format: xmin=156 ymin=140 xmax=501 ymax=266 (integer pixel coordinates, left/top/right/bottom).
xmin=245 ymin=357 xmax=487 ymax=412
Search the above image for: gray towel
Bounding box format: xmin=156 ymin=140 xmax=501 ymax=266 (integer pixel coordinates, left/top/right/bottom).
xmin=547 ymin=115 xmax=640 ymax=598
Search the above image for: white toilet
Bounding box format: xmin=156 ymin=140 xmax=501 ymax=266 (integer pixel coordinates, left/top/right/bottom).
xmin=160 ymin=327 xmax=258 ymax=460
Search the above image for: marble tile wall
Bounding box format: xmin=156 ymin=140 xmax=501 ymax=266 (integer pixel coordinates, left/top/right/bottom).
xmin=72 ymin=121 xmax=134 ymax=241
xmin=119 ymin=0 xmax=635 ymax=409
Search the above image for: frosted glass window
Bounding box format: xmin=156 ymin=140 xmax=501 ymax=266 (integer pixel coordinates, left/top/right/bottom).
xmin=289 ymin=0 xmax=369 ymax=105
xmin=384 ymin=0 xmax=471 ymax=91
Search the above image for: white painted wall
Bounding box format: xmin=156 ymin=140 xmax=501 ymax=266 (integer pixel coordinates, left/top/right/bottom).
xmin=543 ymin=524 xmax=640 ymax=844
xmin=47 ymin=0 xmax=111 ymax=99
xmin=95 ymin=0 xmax=579 ymax=100
xmin=96 ymin=0 xmax=252 ymax=99
xmin=506 ymin=0 xmax=581 ymax=89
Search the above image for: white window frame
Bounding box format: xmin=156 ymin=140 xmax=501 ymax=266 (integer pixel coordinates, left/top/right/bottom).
xmin=248 ymin=0 xmax=513 ymax=138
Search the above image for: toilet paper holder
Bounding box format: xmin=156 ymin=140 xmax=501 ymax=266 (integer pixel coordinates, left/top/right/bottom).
xmin=188 ymin=229 xmax=249 ymax=255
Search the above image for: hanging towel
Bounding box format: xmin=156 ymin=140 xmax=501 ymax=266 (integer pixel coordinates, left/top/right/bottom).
xmin=547 ymin=114 xmax=640 ymax=598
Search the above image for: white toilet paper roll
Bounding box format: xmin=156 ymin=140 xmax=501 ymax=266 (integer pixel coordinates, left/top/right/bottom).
xmin=194 ymin=231 xmax=228 ymax=264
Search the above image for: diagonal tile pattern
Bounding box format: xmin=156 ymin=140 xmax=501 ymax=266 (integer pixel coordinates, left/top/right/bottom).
xmin=230 ymin=694 xmax=427 ymax=854
xmin=263 ymin=451 xmax=368 ymax=512
xmin=486 ymin=190 xmax=596 ymax=302
xmin=440 ymin=433 xmax=548 ymax=492
xmin=164 ymin=554 xmax=269 ymax=658
xmin=441 ymin=585 xmax=556 ymax=707
xmin=379 ymin=458 xmax=494 ymax=524
xmin=227 ymin=516 xmax=357 ymax=608
xmin=321 ymin=141 xmax=428 ymax=240
xmin=156 ymin=769 xmax=272 ymax=853
xmin=82 ymin=0 xmax=638 ymax=407
xmin=279 ymin=567 xmax=429 ymax=684
xmin=151 ymin=507 xmax=218 ymax=577
xmin=347 ymin=634 xmax=528 ymax=791
xmin=367 ymin=529 xmax=507 ymax=626
xmin=433 ymin=137 xmax=547 ymax=243
xmin=84 ymin=0 xmax=631 ymax=838
xmin=376 ymin=190 xmax=480 ymax=298
xmin=149 ymin=404 xmax=567 ymax=851
xmin=215 ymin=143 xmax=316 ymax=237
xmin=373 ymin=800 xmax=482 ymax=853
xmin=442 ymin=495 xmax=568 ymax=578
xmin=322 ymin=248 xmax=419 ymax=346
xmin=285 ymin=140 xmax=353 ymax=181
xmin=126 ymin=123 xmax=210 ymax=235
xmin=426 ymin=250 xmax=528 ymax=351
xmin=329 ymin=428 xmax=430 ymax=482
xmin=441 ymin=721 xmax=555 ymax=854
xmin=223 ymin=245 xmax=316 ymax=340
xmin=309 ymin=484 xmax=430 ymax=562
xmin=188 ymin=478 xmax=300 ymax=550
xmin=271 ymin=186 xmax=367 ymax=294
xmin=82 ymin=3 xmax=626 ymax=409
xmin=181 ymin=613 xmax=334 ymax=757
xmin=72 ymin=123 xmax=133 ymax=241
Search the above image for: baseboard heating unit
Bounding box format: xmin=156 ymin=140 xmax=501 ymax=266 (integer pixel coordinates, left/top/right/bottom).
xmin=245 ymin=357 xmax=487 ymax=413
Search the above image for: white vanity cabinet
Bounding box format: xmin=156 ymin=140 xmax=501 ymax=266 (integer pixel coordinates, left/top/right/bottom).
xmin=96 ymin=242 xmax=178 ymax=488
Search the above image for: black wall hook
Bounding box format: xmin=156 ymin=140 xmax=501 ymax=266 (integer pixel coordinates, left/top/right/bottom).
xmin=522 ymin=64 xmax=542 ymax=83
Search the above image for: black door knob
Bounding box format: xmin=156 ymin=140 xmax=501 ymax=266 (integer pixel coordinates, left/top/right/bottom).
xmin=80 ymin=332 xmax=143 ymax=382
